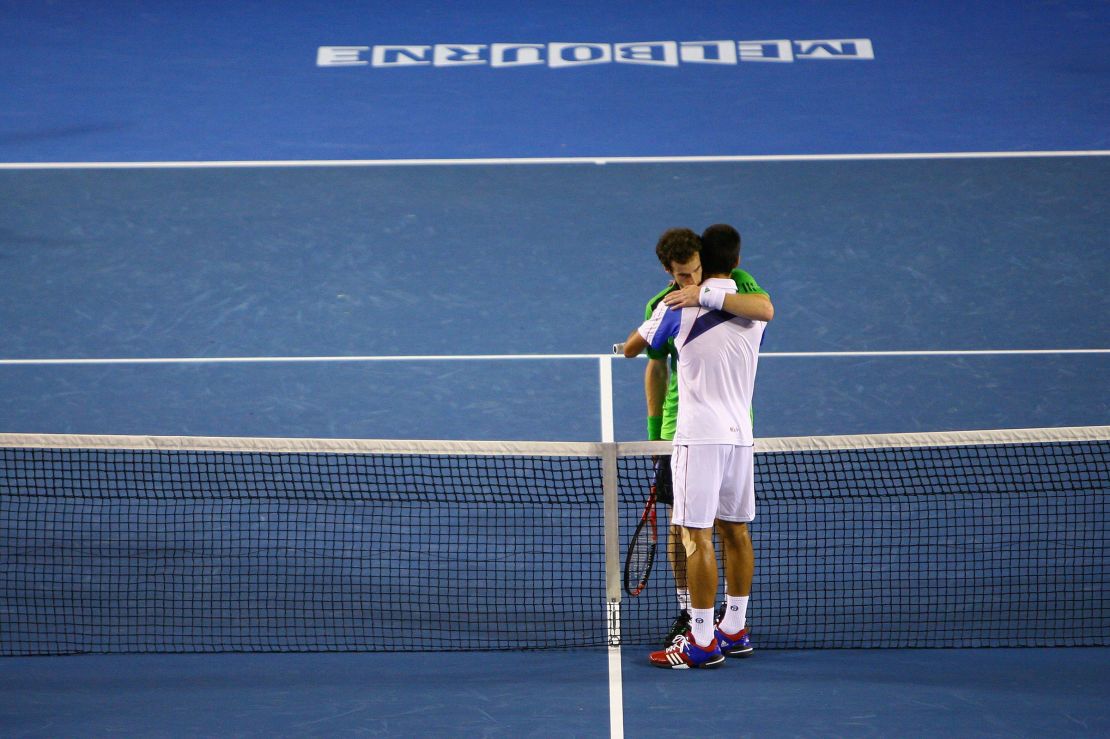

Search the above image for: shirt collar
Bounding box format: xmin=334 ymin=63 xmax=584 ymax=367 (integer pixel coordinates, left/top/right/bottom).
xmin=703 ymin=277 xmax=737 ymax=292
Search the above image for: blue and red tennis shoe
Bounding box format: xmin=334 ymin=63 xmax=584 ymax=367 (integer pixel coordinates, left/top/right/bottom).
xmin=649 ymin=633 xmax=725 ymax=669
xmin=715 ymin=625 xmax=754 ymax=657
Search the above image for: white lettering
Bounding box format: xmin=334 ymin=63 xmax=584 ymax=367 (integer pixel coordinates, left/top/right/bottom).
xmin=615 ymin=41 xmax=678 ymax=67
xmin=738 ymin=40 xmax=794 ymax=62
xmin=434 ymin=44 xmax=488 ymax=66
xmin=491 ymin=43 xmax=546 ymax=67
xmin=316 ymin=46 xmax=369 ymax=67
xmin=795 ymin=39 xmax=874 ymax=60
xmin=679 ymin=41 xmax=737 ymax=65
xmin=318 ymin=38 xmax=875 ymax=70
xmin=549 ymin=43 xmax=612 ymax=68
xmin=372 ymin=45 xmax=432 ymax=67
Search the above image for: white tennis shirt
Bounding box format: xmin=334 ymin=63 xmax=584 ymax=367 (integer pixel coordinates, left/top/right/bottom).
xmin=637 ymin=277 xmax=766 ymax=446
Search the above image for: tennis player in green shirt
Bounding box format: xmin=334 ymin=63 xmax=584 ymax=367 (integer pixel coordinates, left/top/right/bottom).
xmin=643 ymin=224 xmax=773 ymax=647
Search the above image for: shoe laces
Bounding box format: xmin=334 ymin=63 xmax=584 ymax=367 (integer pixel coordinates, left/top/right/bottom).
xmin=667 ymin=634 xmax=691 ymax=653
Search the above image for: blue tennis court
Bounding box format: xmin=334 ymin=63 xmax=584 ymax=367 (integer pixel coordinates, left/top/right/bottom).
xmin=1 ymin=1 xmax=1108 ymax=736
xmin=2 ymin=158 xmax=1107 ymax=441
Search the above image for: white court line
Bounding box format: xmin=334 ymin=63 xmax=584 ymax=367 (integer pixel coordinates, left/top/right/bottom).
xmin=0 ymin=349 xmax=1106 ymax=366
xmin=608 ymin=632 xmax=624 ymax=739
xmin=0 ymin=150 xmax=1108 ymax=169
xmin=597 ymin=358 xmax=624 ymax=738
xmin=748 ymin=348 xmax=1110 ymax=358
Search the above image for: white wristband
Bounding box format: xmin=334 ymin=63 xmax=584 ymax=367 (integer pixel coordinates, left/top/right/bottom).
xmin=699 ymin=286 xmax=726 ymax=311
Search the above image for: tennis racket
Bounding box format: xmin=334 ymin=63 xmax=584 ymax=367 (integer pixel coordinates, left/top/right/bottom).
xmin=623 ymin=479 xmax=658 ymax=597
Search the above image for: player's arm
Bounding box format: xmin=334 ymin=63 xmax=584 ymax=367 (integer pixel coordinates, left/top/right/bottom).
xmin=661 ymin=285 xmax=773 ymax=319
xmin=663 ymin=286 xmax=774 ymax=321
xmin=641 ymin=290 xmax=670 ymax=437
xmin=726 ymin=291 xmax=773 ymax=321
xmin=623 ymin=329 xmax=649 ymax=358
xmin=644 ymin=356 xmax=668 ymax=437
xmin=664 ymin=268 xmax=773 ymax=321
xmin=645 ymin=358 xmax=667 ymax=414
xmin=624 ymin=302 xmax=680 ymax=358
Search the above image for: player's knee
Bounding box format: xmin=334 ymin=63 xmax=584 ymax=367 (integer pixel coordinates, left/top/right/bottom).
xmin=679 ymin=527 xmax=697 ymax=558
xmin=718 ymin=520 xmax=749 ymax=544
xmin=680 ymin=526 xmax=712 ymax=558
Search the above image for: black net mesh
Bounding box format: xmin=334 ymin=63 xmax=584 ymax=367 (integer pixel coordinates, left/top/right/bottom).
xmin=1 ymin=435 xmax=1106 ymax=654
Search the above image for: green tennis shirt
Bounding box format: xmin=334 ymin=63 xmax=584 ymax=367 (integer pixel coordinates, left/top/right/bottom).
xmin=645 ymin=268 xmax=767 ymax=441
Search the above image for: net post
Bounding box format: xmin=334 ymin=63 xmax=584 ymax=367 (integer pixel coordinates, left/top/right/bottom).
xmin=598 ymin=356 xmax=620 ymax=631
xmin=599 ymin=356 xmax=615 ymax=444
xmin=602 ymin=442 xmax=621 ymax=628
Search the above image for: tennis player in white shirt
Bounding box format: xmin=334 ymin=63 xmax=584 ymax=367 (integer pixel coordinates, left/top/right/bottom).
xmin=623 ymin=225 xmax=768 ymax=669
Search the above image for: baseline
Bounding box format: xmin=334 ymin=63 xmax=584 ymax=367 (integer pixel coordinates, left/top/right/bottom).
xmin=1 ymin=150 xmax=1108 ymax=170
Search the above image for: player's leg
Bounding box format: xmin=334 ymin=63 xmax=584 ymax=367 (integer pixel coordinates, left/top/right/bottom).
xmin=649 ymin=525 xmax=724 ymax=669
xmin=668 ymin=524 xmax=688 ymax=592
xmin=656 ymin=457 xmax=692 ymax=646
xmin=713 ymin=521 xmax=729 ymax=624
xmin=671 ymin=445 xmax=725 ymax=621
xmin=714 ymin=445 xmax=756 ymax=657
xmin=683 ymin=525 xmax=718 ymax=640
xmin=716 ymin=520 xmax=753 ymax=655
xmin=649 ymin=446 xmax=725 ymax=669
xmin=718 ymin=521 xmax=753 ymax=601
xmin=663 ymin=523 xmax=691 ymax=645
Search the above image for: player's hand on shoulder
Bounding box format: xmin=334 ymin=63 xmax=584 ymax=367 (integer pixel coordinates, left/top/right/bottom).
xmin=662 ymin=284 xmax=701 ymax=309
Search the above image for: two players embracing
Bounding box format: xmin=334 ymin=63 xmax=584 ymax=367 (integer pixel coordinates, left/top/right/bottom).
xmin=623 ymin=225 xmax=773 ymax=669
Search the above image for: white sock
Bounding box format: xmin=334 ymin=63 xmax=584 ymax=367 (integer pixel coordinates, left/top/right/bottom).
xmin=676 ymin=588 xmax=690 ymax=613
xmin=718 ymin=595 xmax=749 ymax=634
xmin=690 ymin=607 xmax=715 ymax=647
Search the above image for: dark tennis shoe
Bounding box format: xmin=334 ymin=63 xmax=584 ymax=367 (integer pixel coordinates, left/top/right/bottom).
xmin=663 ymin=609 xmax=691 ymax=647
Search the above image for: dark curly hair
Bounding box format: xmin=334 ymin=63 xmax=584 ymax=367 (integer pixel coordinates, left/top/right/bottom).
xmin=654 ymin=228 xmax=701 ymax=271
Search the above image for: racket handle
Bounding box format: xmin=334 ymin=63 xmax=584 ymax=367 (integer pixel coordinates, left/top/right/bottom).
xmin=612 ymin=342 xmax=626 ymax=355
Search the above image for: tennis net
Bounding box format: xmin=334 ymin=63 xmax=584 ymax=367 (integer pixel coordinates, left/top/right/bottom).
xmin=1 ymin=427 xmax=1106 ymax=654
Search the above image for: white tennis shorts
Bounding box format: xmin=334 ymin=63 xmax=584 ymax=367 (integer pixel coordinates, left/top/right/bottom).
xmin=670 ymin=444 xmax=755 ymax=528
